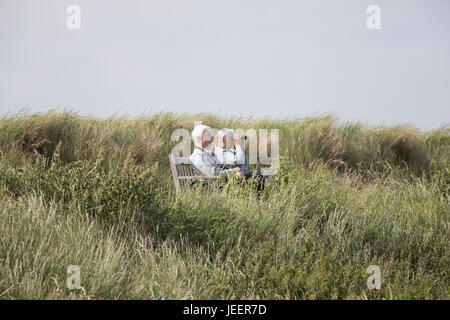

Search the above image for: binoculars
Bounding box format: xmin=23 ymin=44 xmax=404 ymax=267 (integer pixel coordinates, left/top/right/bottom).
xmin=237 ymin=134 xmax=248 ymax=140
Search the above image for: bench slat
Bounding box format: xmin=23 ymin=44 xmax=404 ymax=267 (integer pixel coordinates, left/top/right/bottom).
xmin=172 ymin=157 xmax=191 ymax=165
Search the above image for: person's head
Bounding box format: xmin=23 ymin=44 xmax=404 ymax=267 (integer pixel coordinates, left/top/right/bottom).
xmin=192 ymin=125 xmax=213 ymax=149
xmin=216 ymin=128 xmax=234 ymax=149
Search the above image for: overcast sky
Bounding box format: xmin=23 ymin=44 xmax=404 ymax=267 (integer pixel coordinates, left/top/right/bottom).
xmin=1 ymin=0 xmax=449 ymax=129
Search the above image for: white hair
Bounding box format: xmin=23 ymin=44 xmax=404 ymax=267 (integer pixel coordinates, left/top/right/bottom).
xmin=192 ymin=124 xmax=212 ymax=147
xmin=216 ymin=128 xmax=234 ymax=147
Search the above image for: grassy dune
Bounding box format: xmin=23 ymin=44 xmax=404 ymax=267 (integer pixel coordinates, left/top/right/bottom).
xmin=0 ymin=111 xmax=448 ymax=299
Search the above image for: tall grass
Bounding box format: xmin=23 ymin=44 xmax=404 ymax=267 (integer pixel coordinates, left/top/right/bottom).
xmin=0 ymin=111 xmax=448 ymax=299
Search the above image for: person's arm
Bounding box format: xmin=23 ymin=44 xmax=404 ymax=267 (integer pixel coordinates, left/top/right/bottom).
xmin=234 ymin=145 xmax=246 ymax=166
xmin=217 ymin=168 xmax=234 ymax=176
xmin=190 ymin=152 xmax=213 ymax=176
xmin=190 ymin=152 xmax=233 ymax=176
xmin=234 ymin=135 xmax=247 ymax=164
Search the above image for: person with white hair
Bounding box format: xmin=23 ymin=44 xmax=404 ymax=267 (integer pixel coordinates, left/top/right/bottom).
xmin=189 ymin=125 xmax=243 ymax=178
xmin=215 ymin=128 xmax=249 ymax=175
xmin=215 ymin=128 xmax=267 ymax=197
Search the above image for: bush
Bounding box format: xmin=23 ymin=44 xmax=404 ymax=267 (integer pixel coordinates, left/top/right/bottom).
xmin=0 ymin=156 xmax=158 ymax=220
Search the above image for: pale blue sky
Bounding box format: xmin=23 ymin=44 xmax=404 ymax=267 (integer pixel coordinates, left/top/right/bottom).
xmin=1 ymin=0 xmax=449 ymax=130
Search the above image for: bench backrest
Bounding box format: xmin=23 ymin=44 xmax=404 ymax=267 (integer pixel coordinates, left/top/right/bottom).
xmin=169 ymin=154 xmax=219 ymax=194
xmin=168 ymin=154 xmax=190 ymax=194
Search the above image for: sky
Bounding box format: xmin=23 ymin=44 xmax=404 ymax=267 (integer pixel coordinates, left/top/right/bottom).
xmin=1 ymin=0 xmax=449 ymax=130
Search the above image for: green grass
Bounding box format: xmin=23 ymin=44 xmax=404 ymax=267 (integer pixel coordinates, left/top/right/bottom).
xmin=0 ymin=111 xmax=448 ymax=299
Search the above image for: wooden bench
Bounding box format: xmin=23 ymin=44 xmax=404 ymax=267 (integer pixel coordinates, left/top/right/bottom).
xmin=169 ymin=154 xmax=219 ymax=194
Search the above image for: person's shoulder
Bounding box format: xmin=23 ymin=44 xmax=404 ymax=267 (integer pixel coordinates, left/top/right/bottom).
xmin=190 ymin=147 xmax=203 ymax=159
xmin=189 ymin=148 xmax=199 ymax=158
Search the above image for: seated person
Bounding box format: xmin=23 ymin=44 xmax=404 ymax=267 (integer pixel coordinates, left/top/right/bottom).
xmin=215 ymin=128 xmax=266 ymax=195
xmin=215 ymin=128 xmax=249 ymax=175
xmin=189 ymin=125 xmax=242 ymax=179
